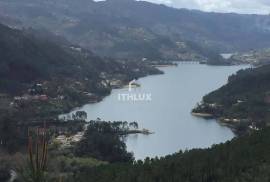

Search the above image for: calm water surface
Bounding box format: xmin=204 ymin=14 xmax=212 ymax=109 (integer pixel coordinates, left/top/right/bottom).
xmin=72 ymin=64 xmax=248 ymax=159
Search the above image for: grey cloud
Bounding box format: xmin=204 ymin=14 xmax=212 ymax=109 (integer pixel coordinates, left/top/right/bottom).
xmin=139 ymin=0 xmax=270 ymax=14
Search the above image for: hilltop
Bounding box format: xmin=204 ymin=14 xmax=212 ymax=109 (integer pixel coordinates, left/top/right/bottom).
xmin=2 ymin=0 xmax=270 ymax=63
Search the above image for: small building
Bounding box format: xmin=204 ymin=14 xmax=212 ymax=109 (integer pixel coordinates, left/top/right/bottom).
xmin=142 ymin=58 xmax=148 ymax=62
xmin=71 ymin=132 xmax=84 ymax=142
xmin=39 ymin=95 xmax=49 ymax=101
xmin=232 ymin=119 xmax=240 ymax=123
xmin=55 ymin=135 xmax=68 ymax=144
xmin=70 ymin=46 xmax=82 ymax=52
xmin=110 ymin=79 xmax=122 ymax=89
xmin=58 ymin=95 xmax=65 ymax=100
xmin=14 ymin=94 xmax=32 ymax=101
xmin=29 ymin=83 xmax=44 ymax=95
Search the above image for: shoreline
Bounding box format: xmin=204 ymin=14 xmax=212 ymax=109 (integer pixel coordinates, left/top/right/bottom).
xmin=120 ymin=129 xmax=155 ymax=135
xmin=191 ymin=111 xmax=244 ymax=136
xmin=191 ymin=112 xmax=214 ymax=118
xmin=64 ymin=65 xmax=247 ymax=139
xmin=152 ymin=64 xmax=178 ymax=68
xmin=60 ymin=71 xmax=164 ymax=116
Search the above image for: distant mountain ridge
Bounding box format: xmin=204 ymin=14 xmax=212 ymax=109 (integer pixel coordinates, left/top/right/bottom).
xmin=0 ymin=23 xmax=160 ymax=94
xmin=1 ymin=0 xmax=270 ymax=62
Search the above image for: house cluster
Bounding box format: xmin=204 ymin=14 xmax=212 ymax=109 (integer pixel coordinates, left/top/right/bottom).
xmin=82 ymin=92 xmax=99 ymax=103
xmin=13 ymin=83 xmax=49 ymax=104
xmin=233 ymin=50 xmax=270 ymax=66
xmin=25 ymin=119 xmax=87 ymax=146
xmin=14 ymin=94 xmax=49 ymax=102
xmin=207 ymin=103 xmax=222 ymax=108
xmin=100 ymin=72 xmax=127 ymax=87
xmin=55 ymin=131 xmax=84 ymax=148
xmin=27 ymin=123 xmax=72 ymax=136
xmin=221 ymin=118 xmax=260 ymax=131
xmin=70 ymin=46 xmax=82 ymax=52
xmin=222 ymin=118 xmax=241 ymax=123
xmin=109 ymin=79 xmax=123 ymax=89
xmin=199 ymin=102 xmax=222 ymax=109
xmin=249 ymin=123 xmax=260 ymax=131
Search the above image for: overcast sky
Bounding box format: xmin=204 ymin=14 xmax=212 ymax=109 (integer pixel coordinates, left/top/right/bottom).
xmin=138 ymin=0 xmax=270 ymax=14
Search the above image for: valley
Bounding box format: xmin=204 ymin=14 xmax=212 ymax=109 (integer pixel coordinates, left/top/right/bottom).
xmin=1 ymin=0 xmax=270 ymax=181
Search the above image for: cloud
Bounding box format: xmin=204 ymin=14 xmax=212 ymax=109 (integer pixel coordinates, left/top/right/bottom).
xmin=139 ymin=0 xmax=270 ymax=14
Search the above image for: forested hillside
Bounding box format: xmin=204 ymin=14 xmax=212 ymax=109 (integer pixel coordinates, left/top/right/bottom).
xmin=0 ymin=23 xmax=160 ymax=94
xmin=0 ymin=23 xmax=161 ymax=153
xmin=1 ymin=0 xmax=270 ymax=63
xmin=1 ymin=1 xmax=270 ymax=181
xmin=64 ymin=127 xmax=270 ymax=182
xmin=193 ymin=64 xmax=270 ymax=134
xmin=0 ymin=23 xmax=95 ymax=93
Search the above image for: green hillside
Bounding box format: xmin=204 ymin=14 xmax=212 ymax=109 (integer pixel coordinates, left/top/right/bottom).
xmin=193 ymin=64 xmax=270 ymax=134
xmin=1 ymin=0 xmax=267 ymax=63
xmin=63 ymin=127 xmax=270 ymax=182
xmin=0 ymin=23 xmax=162 ymax=153
xmin=0 ymin=23 xmax=160 ymax=94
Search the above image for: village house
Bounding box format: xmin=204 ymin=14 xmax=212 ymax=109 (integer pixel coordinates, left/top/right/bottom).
xmin=38 ymin=95 xmax=49 ymax=101
xmin=57 ymin=95 xmax=65 ymax=100
xmin=207 ymin=103 xmax=221 ymax=108
xmin=109 ymin=79 xmax=123 ymax=89
xmin=28 ymin=83 xmax=44 ymax=95
xmin=14 ymin=94 xmax=31 ymax=101
xmin=55 ymin=131 xmax=84 ymax=148
xmin=70 ymin=46 xmax=82 ymax=52
xmin=14 ymin=94 xmax=49 ymax=102
xmin=249 ymin=122 xmax=259 ymax=131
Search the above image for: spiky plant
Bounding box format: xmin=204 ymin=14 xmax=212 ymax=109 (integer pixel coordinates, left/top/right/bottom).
xmin=25 ymin=124 xmax=49 ymax=182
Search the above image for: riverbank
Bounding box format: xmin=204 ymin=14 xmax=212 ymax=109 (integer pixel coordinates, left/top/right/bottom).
xmin=153 ymin=64 xmax=178 ymax=68
xmin=191 ymin=63 xmax=263 ymax=136
xmin=192 ymin=109 xmax=258 ymax=136
xmin=191 ymin=112 xmax=214 ymax=119
xmin=120 ymin=129 xmax=154 ymax=135
xmin=0 ymin=61 xmax=164 ymax=154
xmin=1 ymin=64 xmax=242 ymax=167
xmin=76 ymin=64 xmax=243 ymax=159
xmin=192 ymin=110 xmax=241 ymax=135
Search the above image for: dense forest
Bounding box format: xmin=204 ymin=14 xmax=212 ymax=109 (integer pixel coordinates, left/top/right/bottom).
xmin=193 ymin=64 xmax=270 ymax=134
xmin=3 ymin=121 xmax=270 ymax=182
xmin=204 ymin=65 xmax=270 ymax=120
xmin=74 ymin=121 xmax=134 ymax=163
xmin=63 ymin=127 xmax=270 ymax=182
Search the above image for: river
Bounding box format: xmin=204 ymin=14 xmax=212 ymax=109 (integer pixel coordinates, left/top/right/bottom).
xmin=70 ymin=64 xmax=248 ymax=159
